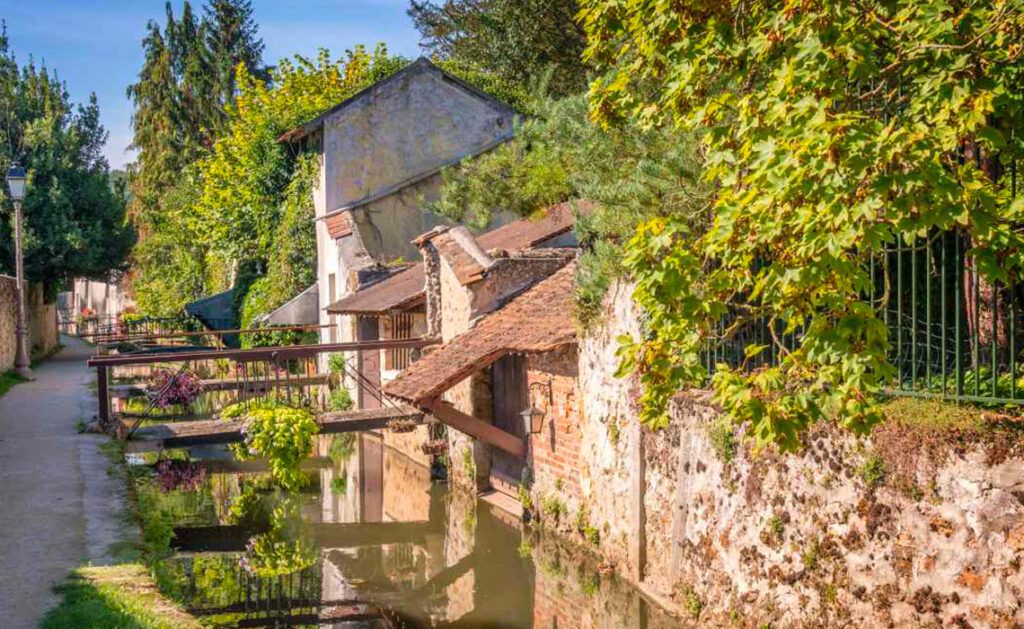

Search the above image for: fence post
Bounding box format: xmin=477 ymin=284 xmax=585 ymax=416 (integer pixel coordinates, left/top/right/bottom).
xmin=97 ymin=365 xmax=110 ymax=423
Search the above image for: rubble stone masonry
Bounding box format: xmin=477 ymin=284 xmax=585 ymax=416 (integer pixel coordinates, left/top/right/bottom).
xmin=521 ymin=280 xmax=1024 ymax=627
xmin=0 ymin=276 xmax=58 ymax=373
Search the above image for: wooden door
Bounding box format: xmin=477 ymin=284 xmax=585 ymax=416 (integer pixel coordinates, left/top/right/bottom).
xmin=490 ymin=354 xmax=527 ymax=496
xmin=357 ymin=316 xmax=381 ymax=410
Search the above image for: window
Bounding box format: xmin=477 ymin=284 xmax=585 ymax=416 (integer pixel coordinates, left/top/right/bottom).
xmin=386 ymin=313 xmax=413 ymax=371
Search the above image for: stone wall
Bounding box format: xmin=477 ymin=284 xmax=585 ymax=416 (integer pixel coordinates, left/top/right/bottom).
xmin=526 ymin=280 xmax=1024 ymax=627
xmin=0 ymin=276 xmax=59 ymax=373
xmin=0 ymin=276 xmax=15 ymax=372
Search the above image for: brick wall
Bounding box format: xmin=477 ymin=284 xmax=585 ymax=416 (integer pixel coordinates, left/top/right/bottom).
xmin=525 ymin=346 xmax=583 ymax=508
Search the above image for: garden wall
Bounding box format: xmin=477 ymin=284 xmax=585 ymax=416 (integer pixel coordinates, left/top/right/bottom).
xmin=524 ymin=280 xmax=1024 ymax=627
xmin=0 ymin=276 xmax=58 ymax=373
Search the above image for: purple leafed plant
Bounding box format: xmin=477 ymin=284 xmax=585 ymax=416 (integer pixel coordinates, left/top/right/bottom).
xmin=153 ymin=459 xmax=206 ymax=493
xmin=148 ymin=369 xmax=204 ymax=408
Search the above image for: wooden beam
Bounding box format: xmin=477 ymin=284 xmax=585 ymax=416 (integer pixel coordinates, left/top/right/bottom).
xmin=189 ymin=457 xmax=333 ymax=474
xmin=109 ymin=374 xmax=330 ymax=398
xmin=422 ymin=399 xmax=525 ymax=459
xmin=79 ymin=324 xmax=330 ymax=342
xmin=87 ymin=338 xmax=437 ymax=368
xmin=127 ymin=405 xmax=424 ymax=451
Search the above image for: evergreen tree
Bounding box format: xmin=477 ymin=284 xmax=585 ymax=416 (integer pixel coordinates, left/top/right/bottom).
xmin=125 ymin=0 xmax=264 ymax=236
xmin=205 ymin=0 xmax=265 ymax=126
xmin=408 ymin=0 xmax=588 ymax=97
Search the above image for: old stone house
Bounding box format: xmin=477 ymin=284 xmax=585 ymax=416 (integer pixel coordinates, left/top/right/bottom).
xmin=381 ymin=212 xmax=1024 ymax=627
xmin=327 ymin=202 xmax=581 ymax=466
xmin=277 ymin=57 xmax=520 ymax=367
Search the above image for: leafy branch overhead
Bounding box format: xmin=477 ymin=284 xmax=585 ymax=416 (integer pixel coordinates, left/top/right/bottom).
xmin=580 ymin=0 xmax=1024 ymax=449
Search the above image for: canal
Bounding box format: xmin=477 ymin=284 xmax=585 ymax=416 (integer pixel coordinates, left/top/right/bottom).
xmin=129 ymin=432 xmax=685 ymax=628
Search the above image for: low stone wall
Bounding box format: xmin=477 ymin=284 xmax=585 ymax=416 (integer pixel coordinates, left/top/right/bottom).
xmin=0 ymin=276 xmax=16 ymax=372
xmin=523 ymin=280 xmax=1024 ymax=627
xmin=0 ymin=276 xmax=58 ymax=373
xmin=634 ymin=398 xmax=1024 ymax=627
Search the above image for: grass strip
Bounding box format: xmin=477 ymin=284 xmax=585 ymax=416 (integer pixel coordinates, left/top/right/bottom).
xmin=39 ymin=564 xmax=202 ymax=629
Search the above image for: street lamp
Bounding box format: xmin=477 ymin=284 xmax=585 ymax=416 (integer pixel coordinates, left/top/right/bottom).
xmin=6 ymin=164 xmax=32 ymax=378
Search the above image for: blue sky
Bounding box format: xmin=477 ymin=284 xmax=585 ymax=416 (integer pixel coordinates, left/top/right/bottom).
xmin=1 ymin=0 xmax=424 ymax=169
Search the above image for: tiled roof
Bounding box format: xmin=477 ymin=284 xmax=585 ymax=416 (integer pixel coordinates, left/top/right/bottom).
xmin=325 ymin=265 xmax=427 ymax=316
xmin=324 ymin=201 xmax=587 ymax=315
xmin=433 ymin=228 xmax=492 ymax=286
xmin=325 ymin=212 xmax=352 ymax=239
xmin=384 ymin=261 xmax=577 ymax=403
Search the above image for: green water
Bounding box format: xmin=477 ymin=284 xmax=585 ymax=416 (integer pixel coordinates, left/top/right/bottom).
xmin=136 ymin=433 xmax=684 ymax=628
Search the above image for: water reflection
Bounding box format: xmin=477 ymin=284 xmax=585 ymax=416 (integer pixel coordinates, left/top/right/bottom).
xmin=150 ymin=433 xmax=682 ymax=628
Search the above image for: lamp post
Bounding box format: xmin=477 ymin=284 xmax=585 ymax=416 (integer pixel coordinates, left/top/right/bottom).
xmin=6 ymin=164 xmax=31 ymax=379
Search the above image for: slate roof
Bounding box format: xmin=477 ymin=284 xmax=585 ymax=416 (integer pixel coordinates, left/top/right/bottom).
xmin=324 ymin=201 xmax=587 ymax=315
xmin=383 ymin=261 xmax=577 ymax=404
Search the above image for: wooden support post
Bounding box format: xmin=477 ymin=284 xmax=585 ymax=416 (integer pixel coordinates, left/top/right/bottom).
xmin=96 ymin=365 xmax=110 ymax=423
xmin=423 ymin=399 xmax=525 ymax=459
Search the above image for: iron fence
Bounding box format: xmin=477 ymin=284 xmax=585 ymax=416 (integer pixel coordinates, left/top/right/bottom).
xmin=702 ymin=155 xmax=1022 ymax=407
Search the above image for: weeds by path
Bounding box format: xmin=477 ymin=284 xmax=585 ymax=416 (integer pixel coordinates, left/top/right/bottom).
xmin=39 ymin=564 xmax=202 ymax=629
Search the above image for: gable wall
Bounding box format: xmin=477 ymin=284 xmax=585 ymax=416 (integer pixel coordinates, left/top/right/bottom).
xmin=321 ymin=63 xmax=515 ymax=211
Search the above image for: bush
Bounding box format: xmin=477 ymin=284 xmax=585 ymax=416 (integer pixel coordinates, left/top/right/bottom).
xmin=234 ymin=406 xmax=319 ymax=491
xmin=328 ymin=387 xmax=353 ymax=412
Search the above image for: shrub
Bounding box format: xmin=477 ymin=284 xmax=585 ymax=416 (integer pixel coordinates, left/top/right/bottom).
xmin=328 ymin=387 xmax=353 ymax=412
xmin=235 ymin=405 xmax=319 ymax=491
xmin=147 ymin=369 xmax=204 ymax=408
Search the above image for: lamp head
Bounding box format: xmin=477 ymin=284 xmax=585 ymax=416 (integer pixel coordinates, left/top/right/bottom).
xmin=6 ymin=164 xmax=27 ymax=201
xmin=520 ymin=406 xmax=546 ymax=434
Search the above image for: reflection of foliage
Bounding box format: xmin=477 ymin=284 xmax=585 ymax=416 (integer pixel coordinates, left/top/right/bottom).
xmin=225 ymin=484 xmax=266 ymax=527
xmin=153 ymin=459 xmax=206 ymax=494
xmin=328 ymin=387 xmax=353 ymax=412
xmin=232 ymin=405 xmax=319 ymax=491
xmin=242 ymin=532 xmax=316 ymax=578
xmin=330 ymin=476 xmax=348 ymax=496
xmin=329 ymin=434 xmax=356 ymax=465
xmin=240 ymin=498 xmax=315 ymax=577
xmin=193 ymin=557 xmax=243 ymax=607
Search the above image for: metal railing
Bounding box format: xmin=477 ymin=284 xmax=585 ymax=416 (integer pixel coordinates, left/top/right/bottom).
xmin=702 ymin=149 xmax=1022 ymax=407
xmin=87 ymin=338 xmax=437 ymax=424
xmin=703 ymin=231 xmax=1024 ymax=406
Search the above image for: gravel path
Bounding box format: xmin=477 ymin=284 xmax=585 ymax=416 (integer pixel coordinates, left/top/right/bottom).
xmin=0 ymin=336 xmax=130 ymax=628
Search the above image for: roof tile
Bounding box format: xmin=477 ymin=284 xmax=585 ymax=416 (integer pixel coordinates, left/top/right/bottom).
xmin=384 ymin=261 xmax=577 ymax=403
xmin=324 ymin=201 xmax=588 ymax=315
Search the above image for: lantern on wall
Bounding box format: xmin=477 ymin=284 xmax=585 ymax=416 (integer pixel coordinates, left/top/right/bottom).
xmin=522 ymin=375 xmax=554 ymax=434
xmin=521 ymin=406 xmax=546 ymax=434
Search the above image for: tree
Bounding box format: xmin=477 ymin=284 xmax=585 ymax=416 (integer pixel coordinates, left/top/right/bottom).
xmin=579 ymin=1 xmax=1024 ymax=449
xmin=126 ymin=0 xmax=264 ymax=224
xmin=0 ymin=25 xmax=134 ymax=295
xmin=409 ymin=0 xmax=589 ymax=96
xmin=204 ymin=0 xmax=265 ymax=133
xmin=431 ymin=93 xmax=708 ymax=329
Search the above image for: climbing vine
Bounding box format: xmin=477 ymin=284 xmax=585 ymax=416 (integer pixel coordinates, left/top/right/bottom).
xmin=581 ymin=0 xmax=1024 ymax=450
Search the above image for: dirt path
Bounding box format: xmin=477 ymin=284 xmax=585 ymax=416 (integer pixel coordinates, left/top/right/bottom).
xmin=0 ymin=336 xmax=132 ymax=629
